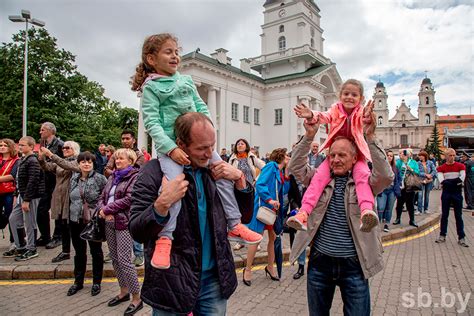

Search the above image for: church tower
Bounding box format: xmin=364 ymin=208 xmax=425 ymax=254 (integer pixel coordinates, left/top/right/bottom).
xmin=250 ymin=0 xmax=331 ymax=79
xmin=417 ymin=76 xmax=437 ymax=126
xmin=372 ymin=81 xmax=389 ymax=127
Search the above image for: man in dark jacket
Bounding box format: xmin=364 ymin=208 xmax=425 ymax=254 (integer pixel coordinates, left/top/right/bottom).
xmin=129 ymin=112 xmax=252 ymax=315
xmin=37 ymin=122 xmax=63 ymax=248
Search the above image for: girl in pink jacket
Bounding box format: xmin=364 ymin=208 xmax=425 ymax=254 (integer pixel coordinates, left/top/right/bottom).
xmin=286 ymin=79 xmax=378 ymax=232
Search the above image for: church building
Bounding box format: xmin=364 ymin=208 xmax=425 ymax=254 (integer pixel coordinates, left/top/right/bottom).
xmin=372 ymin=77 xmax=437 ymax=152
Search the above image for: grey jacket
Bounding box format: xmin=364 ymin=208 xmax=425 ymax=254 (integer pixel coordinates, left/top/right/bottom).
xmin=288 ymin=135 xmax=394 ymax=279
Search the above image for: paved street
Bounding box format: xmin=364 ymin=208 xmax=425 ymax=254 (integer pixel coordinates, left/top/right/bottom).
xmin=0 ymin=208 xmax=472 ymax=315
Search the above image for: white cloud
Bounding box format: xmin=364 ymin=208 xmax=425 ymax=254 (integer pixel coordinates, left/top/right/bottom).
xmin=2 ymin=0 xmax=472 ymax=117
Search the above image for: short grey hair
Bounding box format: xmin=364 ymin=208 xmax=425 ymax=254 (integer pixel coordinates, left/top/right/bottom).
xmin=42 ymin=122 xmax=57 ymax=135
xmin=64 ymin=141 xmax=80 ymax=156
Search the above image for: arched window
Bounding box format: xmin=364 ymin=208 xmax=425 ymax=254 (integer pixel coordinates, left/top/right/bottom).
xmin=402 ymin=114 xmax=406 ymax=121
xmin=425 ymin=96 xmax=429 ymax=105
xmin=279 ymin=25 xmax=284 ymax=33
xmin=310 ymin=38 xmax=314 ymax=48
xmin=278 ymin=36 xmax=286 ymax=51
xmin=378 ymin=100 xmax=382 ymax=107
xmin=425 ymin=114 xmax=431 ymax=124
xmin=378 ymin=116 xmax=383 ymax=126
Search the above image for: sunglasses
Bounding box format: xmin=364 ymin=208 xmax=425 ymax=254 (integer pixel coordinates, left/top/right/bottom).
xmin=63 ymin=146 xmax=71 ymax=150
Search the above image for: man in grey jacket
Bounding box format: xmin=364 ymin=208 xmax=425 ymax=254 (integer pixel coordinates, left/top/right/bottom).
xmin=288 ymin=119 xmax=393 ymax=316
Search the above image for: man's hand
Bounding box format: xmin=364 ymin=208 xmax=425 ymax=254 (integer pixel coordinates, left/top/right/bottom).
xmin=303 ymin=121 xmax=320 ymax=140
xmin=21 ymin=201 xmax=30 ymax=212
xmin=363 ymin=100 xmax=376 ymax=140
xmin=169 ymin=148 xmax=191 ymax=166
xmin=294 ymin=103 xmax=314 ymax=119
xmin=210 ymin=161 xmax=242 ymax=181
xmin=154 ymin=174 xmax=189 ymax=217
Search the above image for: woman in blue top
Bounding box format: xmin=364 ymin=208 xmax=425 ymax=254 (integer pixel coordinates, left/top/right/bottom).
xmin=394 ymin=149 xmax=420 ymax=227
xmin=376 ymin=150 xmax=401 ymax=232
xmin=416 ymin=151 xmax=437 ymax=214
xmin=243 ymin=148 xmax=290 ymax=286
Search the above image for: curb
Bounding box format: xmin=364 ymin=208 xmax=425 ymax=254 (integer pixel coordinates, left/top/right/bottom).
xmin=0 ymin=213 xmax=440 ymax=280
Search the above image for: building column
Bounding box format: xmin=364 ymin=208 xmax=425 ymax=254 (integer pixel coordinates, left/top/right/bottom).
xmin=207 ymin=86 xmax=217 ymax=127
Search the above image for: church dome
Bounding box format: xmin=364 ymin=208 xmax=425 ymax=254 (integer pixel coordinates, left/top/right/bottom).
xmin=376 ymin=81 xmax=385 ymax=88
xmin=422 ymin=77 xmax=432 ymax=84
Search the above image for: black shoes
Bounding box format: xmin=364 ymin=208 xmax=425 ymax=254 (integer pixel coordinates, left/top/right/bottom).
xmin=293 ymin=264 xmax=305 ymax=280
xmin=409 ymin=221 xmax=419 ymax=228
xmin=36 ymin=237 xmax=51 ymax=247
xmin=392 ymin=218 xmax=401 ymax=225
xmin=52 ymin=252 xmax=70 ymax=263
xmin=264 ymin=266 xmax=280 ymax=281
xmin=67 ymin=283 xmax=84 ymax=296
xmin=14 ymin=249 xmax=38 ymax=261
xmin=383 ymin=224 xmax=390 ymax=232
xmin=46 ymin=238 xmax=62 ymax=249
xmin=242 ymin=268 xmax=251 ymax=286
xmin=108 ymin=293 xmax=131 ymax=307
xmin=91 ymin=284 xmax=101 ymax=296
xmin=124 ymin=301 xmax=143 ymax=316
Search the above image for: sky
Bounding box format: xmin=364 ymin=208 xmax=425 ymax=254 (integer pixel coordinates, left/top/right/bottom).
xmin=2 ymin=0 xmax=473 ymax=119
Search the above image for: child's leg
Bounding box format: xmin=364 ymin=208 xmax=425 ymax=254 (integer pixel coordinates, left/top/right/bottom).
xmin=8 ymin=197 xmax=25 ymax=250
xmin=299 ymin=158 xmax=331 ymax=215
xmin=352 ymin=159 xmax=378 ymax=232
xmin=287 ymin=158 xmax=331 ymax=231
xmin=157 ymin=155 xmax=184 ymax=240
xmin=210 ymin=151 xmax=262 ymax=244
xmin=23 ymin=197 xmax=39 ymax=251
xmin=152 ymin=156 xmax=183 ymax=269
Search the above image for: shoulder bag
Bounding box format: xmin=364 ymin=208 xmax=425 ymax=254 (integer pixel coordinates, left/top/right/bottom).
xmin=256 ymin=180 xmax=278 ymax=225
xmin=403 ymin=161 xmax=422 ymax=192
xmin=80 ymin=208 xmax=106 ymax=242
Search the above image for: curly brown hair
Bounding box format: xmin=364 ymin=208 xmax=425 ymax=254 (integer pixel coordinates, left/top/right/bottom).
xmin=131 ymin=33 xmax=178 ymax=91
xmin=0 ymin=138 xmax=18 ymax=157
xmin=269 ymin=148 xmax=287 ymax=164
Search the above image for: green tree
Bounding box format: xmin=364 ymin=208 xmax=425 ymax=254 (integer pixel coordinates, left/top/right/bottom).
xmin=0 ymin=28 xmax=137 ymax=150
xmin=426 ymin=123 xmax=443 ymax=162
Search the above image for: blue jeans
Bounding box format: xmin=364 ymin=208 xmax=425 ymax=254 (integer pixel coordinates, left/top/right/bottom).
xmin=440 ymin=191 xmax=465 ymax=239
xmin=376 ymin=190 xmax=396 ymax=223
xmin=417 ymin=183 xmax=432 ymax=213
xmin=307 ymin=251 xmax=370 ymax=316
xmin=152 ymin=272 xmax=227 ymax=316
xmin=298 ymin=249 xmax=306 ymax=266
xmin=133 ymin=241 xmax=143 ymax=257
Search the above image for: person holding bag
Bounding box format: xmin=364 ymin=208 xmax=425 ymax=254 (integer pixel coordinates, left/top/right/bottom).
xmin=0 ymin=139 xmax=20 ymax=253
xmin=393 ymin=149 xmax=420 ymax=227
xmin=243 ymin=148 xmax=290 ymax=286
xmin=66 ymin=151 xmax=107 ymax=296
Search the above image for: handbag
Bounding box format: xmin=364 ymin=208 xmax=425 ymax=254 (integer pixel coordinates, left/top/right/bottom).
xmin=256 ymin=180 xmax=278 ymax=225
xmin=80 ymin=209 xmax=106 ymax=242
xmin=0 ymin=159 xmax=17 ymax=194
xmin=402 ymin=162 xmax=422 ymax=192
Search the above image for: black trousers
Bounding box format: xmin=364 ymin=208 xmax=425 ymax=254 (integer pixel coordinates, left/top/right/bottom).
xmin=69 ymin=220 xmax=104 ymax=285
xmin=36 ymin=193 xmax=52 ymax=241
xmin=395 ymin=189 xmax=415 ymax=223
xmin=60 ymin=219 xmax=71 ymax=253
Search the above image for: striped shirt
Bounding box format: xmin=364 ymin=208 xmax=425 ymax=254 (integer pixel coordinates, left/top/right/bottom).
xmin=313 ymin=175 xmax=357 ymax=258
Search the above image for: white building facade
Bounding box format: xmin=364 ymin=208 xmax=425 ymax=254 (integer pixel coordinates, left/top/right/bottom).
xmin=138 ymin=0 xmax=342 ymax=156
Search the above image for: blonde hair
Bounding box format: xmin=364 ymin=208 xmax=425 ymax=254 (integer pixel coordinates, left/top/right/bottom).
xmin=63 ymin=141 xmax=80 ymax=157
xmin=20 ymin=136 xmax=36 ymax=147
xmin=131 ymin=33 xmax=179 ymax=91
xmin=114 ymin=148 xmax=137 ymax=165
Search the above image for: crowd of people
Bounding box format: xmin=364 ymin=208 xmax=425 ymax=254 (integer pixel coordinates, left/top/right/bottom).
xmin=0 ymin=32 xmax=472 ymax=315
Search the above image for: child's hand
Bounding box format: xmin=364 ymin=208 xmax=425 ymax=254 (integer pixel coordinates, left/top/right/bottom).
xmin=362 ymin=100 xmax=374 ymax=124
xmin=170 ymin=148 xmax=191 ymax=165
xmin=294 ymin=103 xmax=314 ymax=120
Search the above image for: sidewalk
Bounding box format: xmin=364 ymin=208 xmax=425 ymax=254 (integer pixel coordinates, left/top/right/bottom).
xmin=0 ymin=191 xmax=446 ymax=280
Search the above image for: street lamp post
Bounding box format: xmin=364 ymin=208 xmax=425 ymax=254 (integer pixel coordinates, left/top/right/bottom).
xmin=9 ymin=10 xmax=45 ymax=137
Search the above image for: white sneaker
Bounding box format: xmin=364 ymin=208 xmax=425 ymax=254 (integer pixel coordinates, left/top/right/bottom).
xmin=414 ymin=211 xmax=421 ymax=216
xmin=233 ymin=242 xmax=245 ymax=251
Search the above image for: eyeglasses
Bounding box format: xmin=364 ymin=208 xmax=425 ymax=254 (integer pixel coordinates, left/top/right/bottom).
xmin=63 ymin=146 xmax=71 ymax=150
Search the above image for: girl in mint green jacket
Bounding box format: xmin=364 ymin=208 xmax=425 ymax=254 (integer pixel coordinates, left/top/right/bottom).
xmin=131 ymin=33 xmax=262 ymax=270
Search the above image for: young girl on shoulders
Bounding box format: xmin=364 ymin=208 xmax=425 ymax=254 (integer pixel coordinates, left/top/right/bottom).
xmin=286 ymin=79 xmax=378 ymax=232
xmin=131 ymin=33 xmax=262 ymax=270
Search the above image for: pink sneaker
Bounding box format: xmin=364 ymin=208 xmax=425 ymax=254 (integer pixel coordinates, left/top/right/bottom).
xmin=286 ymin=211 xmax=308 ymax=231
xmin=360 ymin=209 xmax=379 ymax=232
xmin=151 ymin=237 xmax=172 ymax=269
xmin=228 ymin=223 xmax=263 ymax=245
